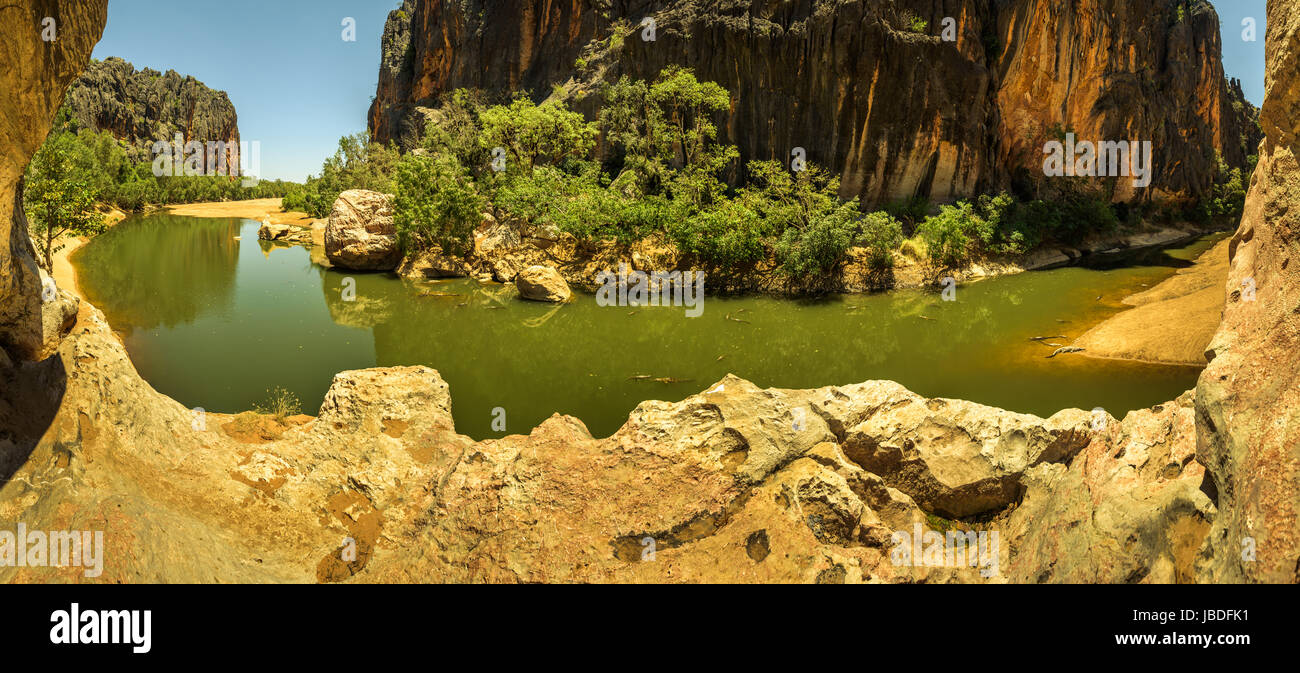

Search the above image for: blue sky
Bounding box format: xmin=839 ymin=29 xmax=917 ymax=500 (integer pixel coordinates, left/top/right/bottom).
xmin=1211 ymin=0 xmax=1266 ymax=105
xmin=92 ymin=0 xmax=396 ymax=182
xmin=90 ymin=0 xmax=1268 ymax=182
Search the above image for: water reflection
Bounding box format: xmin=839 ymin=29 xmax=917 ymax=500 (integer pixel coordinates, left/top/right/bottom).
xmin=74 ymin=215 xmax=241 ymax=331
xmin=74 ymin=216 xmax=1216 ymax=439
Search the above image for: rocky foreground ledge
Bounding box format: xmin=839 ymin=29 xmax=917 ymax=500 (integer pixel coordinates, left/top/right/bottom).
xmin=0 ymin=303 xmax=1212 ymax=583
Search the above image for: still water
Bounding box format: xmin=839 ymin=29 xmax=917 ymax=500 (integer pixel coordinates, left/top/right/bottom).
xmin=72 ymin=214 xmax=1218 ymax=439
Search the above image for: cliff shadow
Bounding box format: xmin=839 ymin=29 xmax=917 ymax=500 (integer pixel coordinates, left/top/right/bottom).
xmin=0 ymin=347 xmax=69 ymax=489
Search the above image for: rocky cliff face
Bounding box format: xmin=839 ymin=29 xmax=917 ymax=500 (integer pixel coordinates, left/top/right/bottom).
xmin=57 ymin=56 xmax=241 ymax=174
xmin=368 ymin=0 xmax=1259 ymax=207
xmin=1195 ymin=1 xmax=1300 ymax=584
xmin=0 ymin=0 xmax=106 ymax=361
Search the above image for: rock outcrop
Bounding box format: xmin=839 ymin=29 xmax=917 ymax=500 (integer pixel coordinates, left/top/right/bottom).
xmin=324 ymin=190 xmax=402 ymax=271
xmin=515 ymin=265 xmax=571 ymax=302
xmin=0 ymin=312 xmax=1188 ymax=583
xmin=257 ymin=220 xmax=291 ymax=241
xmin=368 ymin=0 xmax=1259 ymax=207
xmin=1195 ymin=0 xmax=1300 ymax=584
xmin=0 ymin=0 xmax=106 ymax=360
xmin=57 ymin=56 xmax=241 ymax=174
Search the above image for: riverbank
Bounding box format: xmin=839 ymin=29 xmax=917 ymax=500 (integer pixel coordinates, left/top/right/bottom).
xmin=63 ymin=198 xmax=1230 ymax=374
xmin=906 ymin=223 xmax=1221 ymax=289
xmin=50 ymin=204 xmax=127 ymax=300
xmin=1074 ymin=235 xmax=1231 ymax=366
xmin=164 ymin=197 xmax=314 ymax=226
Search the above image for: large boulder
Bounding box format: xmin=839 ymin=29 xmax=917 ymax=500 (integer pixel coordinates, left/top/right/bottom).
xmin=473 ymin=212 xmax=520 ymax=256
xmin=515 ymin=265 xmax=571 ymax=302
xmin=324 ymin=190 xmax=401 ymax=270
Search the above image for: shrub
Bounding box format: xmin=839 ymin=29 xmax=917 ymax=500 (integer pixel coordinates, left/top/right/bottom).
xmin=915 ymin=201 xmax=979 ymax=268
xmin=859 ymin=211 xmax=905 ymax=269
xmin=254 ymin=387 xmax=301 ymax=421
xmin=774 ymin=203 xmax=860 ymax=277
xmin=669 ymin=197 xmax=767 ymax=267
xmin=1054 ymin=196 xmax=1118 ymax=245
xmin=973 ymin=191 xmax=1044 ymax=255
xmin=885 ymin=195 xmax=931 ymax=230
xmin=393 ymin=154 xmax=485 ymax=256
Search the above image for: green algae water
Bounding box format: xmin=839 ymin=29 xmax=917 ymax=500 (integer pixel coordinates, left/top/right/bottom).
xmin=72 ymin=214 xmax=1221 ymax=439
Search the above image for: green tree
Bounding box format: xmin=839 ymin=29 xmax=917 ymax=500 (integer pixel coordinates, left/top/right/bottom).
xmin=392 ymin=154 xmax=485 ymax=256
xmin=601 ymin=66 xmax=735 ymax=193
xmin=23 ymin=133 xmax=107 ymax=272
xmin=477 ymin=96 xmax=597 ymax=175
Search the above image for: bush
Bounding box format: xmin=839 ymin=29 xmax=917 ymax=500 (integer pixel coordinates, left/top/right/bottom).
xmin=774 ymin=203 xmax=860 ymax=277
xmin=1054 ymin=196 xmax=1118 ymax=245
xmin=392 ymin=154 xmax=485 ymax=256
xmin=669 ymin=197 xmax=767 ymax=267
xmin=859 ymin=211 xmax=904 ymax=269
xmin=885 ymin=195 xmax=931 ymax=230
xmin=974 ymin=191 xmax=1043 ymax=255
xmin=254 ymin=387 xmax=301 ymax=421
xmin=915 ymin=201 xmax=979 ymax=268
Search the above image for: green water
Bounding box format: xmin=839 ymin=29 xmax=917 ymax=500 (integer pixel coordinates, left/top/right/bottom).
xmin=72 ymin=214 xmax=1220 ymax=439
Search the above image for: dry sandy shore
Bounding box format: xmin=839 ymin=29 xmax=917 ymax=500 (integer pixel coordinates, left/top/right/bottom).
xmin=1074 ymin=236 xmax=1232 ymax=366
xmin=164 ymin=197 xmax=314 ymax=226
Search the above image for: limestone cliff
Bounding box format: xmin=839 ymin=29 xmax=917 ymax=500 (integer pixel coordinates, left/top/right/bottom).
xmin=1195 ymin=0 xmax=1300 ymax=584
xmin=0 ymin=0 xmax=107 ymax=361
xmin=56 ymin=56 xmax=242 ymax=175
xmin=368 ymin=0 xmax=1259 ymax=207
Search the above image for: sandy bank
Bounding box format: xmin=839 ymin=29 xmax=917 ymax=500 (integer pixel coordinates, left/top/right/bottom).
xmin=50 ymin=205 xmax=127 ymax=301
xmin=165 ymin=197 xmax=314 ymax=226
xmin=1073 ymin=236 xmax=1231 ymax=366
xmin=53 ymin=199 xmax=315 ymax=300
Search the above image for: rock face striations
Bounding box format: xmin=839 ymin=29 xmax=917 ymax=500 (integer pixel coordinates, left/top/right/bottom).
xmin=0 ymin=0 xmax=107 ymax=361
xmin=1195 ymin=3 xmax=1300 ymax=584
xmin=1 ymin=0 xmax=1297 ymax=583
xmin=368 ymin=0 xmax=1260 ymax=207
xmin=57 ymin=56 xmax=241 ymax=174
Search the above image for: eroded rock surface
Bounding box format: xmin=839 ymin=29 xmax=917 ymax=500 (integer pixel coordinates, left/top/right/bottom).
xmin=515 ymin=265 xmax=571 ymax=302
xmin=0 ymin=0 xmax=107 ymax=361
xmin=1194 ymin=0 xmax=1300 ymax=584
xmin=369 ymin=0 xmax=1258 ymax=206
xmin=325 ymin=190 xmax=401 ymax=271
